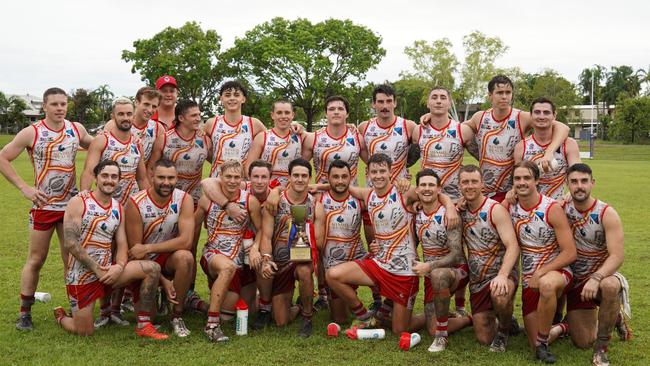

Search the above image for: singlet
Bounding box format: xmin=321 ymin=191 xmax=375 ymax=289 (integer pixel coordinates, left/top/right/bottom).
xmin=415 ymin=204 xmax=451 ymax=263
xmin=418 ymin=119 xmax=464 ymax=200
xmin=477 ymin=108 xmax=524 ymax=196
xmin=271 ymin=191 xmax=315 ymax=266
xmin=209 ymin=115 xmax=254 ymax=177
xmin=522 ymin=135 xmax=569 ymax=200
xmin=162 ymin=128 xmax=209 ymax=202
xmin=130 ymin=188 xmax=186 ymax=261
xmin=65 ymin=193 xmax=121 ymax=285
xmin=28 ymin=120 xmax=80 ymax=211
xmin=203 ymin=189 xmax=251 ymax=268
xmin=101 ymin=132 xmax=142 ymax=206
xmin=260 ymin=129 xmax=302 ymax=187
xmin=312 ymin=126 xmax=362 ymax=185
xmin=131 ymin=119 xmax=162 ymax=163
xmin=363 ymin=117 xmax=410 ymax=184
xmin=320 ymin=191 xmax=366 ymax=270
xmin=366 ymin=185 xmax=417 ymax=276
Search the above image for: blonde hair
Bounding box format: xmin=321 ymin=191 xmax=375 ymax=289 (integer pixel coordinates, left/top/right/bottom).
xmin=111 ymin=96 xmax=133 ymax=110
xmin=220 ymin=160 xmax=243 ymax=175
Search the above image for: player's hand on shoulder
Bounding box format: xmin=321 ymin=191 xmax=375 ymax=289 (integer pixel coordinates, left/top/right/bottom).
xmin=456 ymin=197 xmax=467 ymax=211
xmin=396 ymin=178 xmax=411 ymax=194
xmin=225 ymin=202 xmax=247 ymax=224
xmin=419 ymin=112 xmax=432 ymax=126
xmin=265 ymin=189 xmax=282 ymax=216
xmin=505 ymin=189 xmax=518 ymax=205
xmin=444 ymin=206 xmax=460 ymax=230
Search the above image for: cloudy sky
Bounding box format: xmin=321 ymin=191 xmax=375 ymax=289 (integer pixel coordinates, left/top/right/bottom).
xmin=2 ymin=0 xmax=648 ymax=97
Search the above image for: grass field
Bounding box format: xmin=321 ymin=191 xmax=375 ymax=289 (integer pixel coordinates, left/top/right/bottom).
xmin=0 ymin=134 xmax=648 ymax=365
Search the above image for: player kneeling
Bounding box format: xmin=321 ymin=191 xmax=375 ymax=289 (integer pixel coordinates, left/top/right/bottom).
xmin=54 ymin=160 xmax=167 ymax=339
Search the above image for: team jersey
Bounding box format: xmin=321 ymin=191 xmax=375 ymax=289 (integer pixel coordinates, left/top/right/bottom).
xmin=522 ymin=136 xmax=569 ymax=200
xmin=416 ymin=204 xmax=454 ymax=263
xmin=312 ymin=126 xmax=362 ymax=186
xmin=101 ymin=132 xmax=142 ymax=206
xmin=208 ymin=115 xmax=254 ymax=177
xmin=363 ymin=117 xmax=410 ymax=184
xmin=477 ymin=108 xmax=524 ymax=196
xmin=320 ymin=191 xmax=366 ymax=271
xmin=130 ymin=188 xmax=186 ymax=261
xmin=203 ymin=189 xmax=251 ymax=268
xmin=271 ymin=191 xmax=315 ymax=266
xmin=260 ymin=129 xmax=302 ymax=187
xmin=366 ymin=185 xmax=417 ymax=276
xmin=131 ymin=119 xmax=162 ymax=163
xmin=510 ymin=194 xmax=571 ymax=289
xmin=461 ymin=197 xmax=516 ymax=293
xmin=162 ymin=128 xmax=210 ymax=202
xmin=418 ymin=119 xmax=464 ymax=200
xmin=66 ymin=193 xmax=121 ymax=286
xmin=28 ymin=119 xmax=80 ymax=211
xmin=564 ymin=199 xmax=610 ymax=285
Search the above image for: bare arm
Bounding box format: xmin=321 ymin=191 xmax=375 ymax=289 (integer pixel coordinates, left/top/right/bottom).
xmin=405 ymin=119 xmax=418 ymax=144
xmin=74 ymin=122 xmax=94 ymax=149
xmin=113 ymin=211 xmax=129 ymax=268
xmin=146 ymin=132 xmax=165 ymax=176
xmin=80 ymin=135 xmax=106 ymax=191
xmin=348 ymin=185 xmax=373 ymax=202
xmin=203 ymin=117 xmax=216 ymax=136
xmin=358 ymin=131 xmax=369 ymax=163
xmin=125 ymin=198 xmax=144 ymax=249
xmin=63 ymin=197 xmax=102 ymax=276
xmin=565 ymin=137 xmax=582 ymax=166
xmin=248 ymin=196 xmax=263 ymax=233
xmin=597 ymin=207 xmax=624 ymax=277
xmin=150 ymin=194 xmax=195 ymax=253
xmin=537 ymin=203 xmax=577 ymax=275
xmin=438 ymin=192 xmax=460 ymax=229
xmin=428 ymin=226 xmax=463 ymax=270
xmin=491 ymin=204 xmax=520 ymax=277
xmin=193 ymin=195 xmax=209 ymax=246
xmin=260 ymin=208 xmax=274 ymax=257
xmin=301 ymin=132 xmax=315 ymax=161
xmin=135 ymin=154 xmax=150 ymax=190
xmin=513 ymin=140 xmax=524 ymax=164
xmin=314 ymin=202 xmax=326 ymax=250
xmin=0 ymin=127 xmax=47 ymax=205
xmin=245 ymin=132 xmax=266 ymax=177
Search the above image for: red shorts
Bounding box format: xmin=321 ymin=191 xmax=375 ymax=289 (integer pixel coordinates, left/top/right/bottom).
xmin=566 ymin=280 xmax=599 ymax=311
xmin=200 ymin=250 xmax=243 ymax=294
xmin=29 ymin=209 xmax=64 ymax=231
xmin=271 ymin=262 xmax=297 ymax=296
xmin=355 ymin=258 xmax=419 ymax=309
xmin=362 ymin=210 xmax=371 ymax=226
xmin=522 ymin=269 xmax=573 ymax=317
xmin=424 ymin=263 xmax=469 ymax=304
xmin=153 ymin=253 xmax=171 ymax=270
xmin=240 ymin=265 xmax=257 ymax=287
xmin=66 ymin=281 xmax=109 ymax=312
xmin=470 ymin=273 xmax=519 ymax=315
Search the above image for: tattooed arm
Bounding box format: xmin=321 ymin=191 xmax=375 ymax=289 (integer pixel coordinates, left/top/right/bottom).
xmin=63 ymin=196 xmax=103 ymax=277
xmin=428 ymin=226 xmax=463 ymax=270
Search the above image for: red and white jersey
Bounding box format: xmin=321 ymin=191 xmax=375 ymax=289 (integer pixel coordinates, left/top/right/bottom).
xmin=131 ymin=119 xmax=162 ymax=163
xmin=418 ymin=119 xmax=464 ymax=200
xmin=363 ymin=117 xmax=410 ymax=184
xmin=564 ymin=199 xmax=609 ymax=285
xmin=130 ymin=188 xmax=186 ymax=261
xmin=522 ymin=136 xmax=569 ymax=200
xmin=66 ymin=193 xmax=121 ymax=286
xmin=477 ymin=108 xmax=524 ymax=196
xmin=312 ymin=126 xmax=362 ymax=186
xmin=203 ymin=189 xmax=251 ymax=268
xmin=101 ymin=132 xmax=142 ymax=206
xmin=28 ymin=120 xmax=80 ymax=211
xmin=260 ymin=129 xmax=303 ymax=188
xmin=162 ymin=128 xmax=209 ymax=203
xmin=416 ymin=204 xmax=451 ymax=263
xmin=320 ymin=191 xmax=366 ymax=271
xmin=510 ymin=194 xmax=571 ymax=289
xmin=208 ymin=115 xmax=254 ymax=177
xmin=367 ymin=185 xmax=417 ymax=276
xmin=461 ymin=198 xmax=516 ymax=293
xmin=272 ymin=191 xmax=315 ymax=266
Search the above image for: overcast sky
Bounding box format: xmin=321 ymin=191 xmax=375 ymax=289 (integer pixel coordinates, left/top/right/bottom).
xmin=2 ymin=0 xmax=648 ymax=97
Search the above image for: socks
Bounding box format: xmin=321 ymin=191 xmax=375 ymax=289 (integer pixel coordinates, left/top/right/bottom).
xmin=455 ymin=296 xmax=465 ymax=312
xmin=136 ymin=311 xmax=151 ymax=329
xmin=377 ymin=299 xmax=393 ymax=319
xmin=20 ymin=294 xmax=35 ymax=316
xmin=595 ymin=334 xmax=610 ymax=352
xmin=207 ymin=311 xmax=220 ymax=326
xmin=111 ymin=303 xmax=121 ymax=316
xmin=351 ymin=302 xmax=370 ymax=320
xmin=171 ymin=311 xmax=182 ymax=320
xmin=259 ymin=298 xmax=272 ymax=312
xmin=220 ymin=309 xmax=235 ymax=321
xmin=536 ymin=332 xmax=550 ymax=347
xmin=436 ymin=316 xmax=449 ymax=338
xmin=100 ymin=302 xmax=111 ymax=318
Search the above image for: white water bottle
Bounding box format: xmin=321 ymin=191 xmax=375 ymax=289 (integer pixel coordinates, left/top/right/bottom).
xmin=235 ymin=299 xmax=248 ymax=336
xmin=34 ymin=292 xmax=51 ymax=303
xmin=346 ymin=326 xmax=385 ymax=340
xmin=242 ymin=230 xmax=254 ymax=265
xmin=399 ymin=332 xmax=421 ymax=350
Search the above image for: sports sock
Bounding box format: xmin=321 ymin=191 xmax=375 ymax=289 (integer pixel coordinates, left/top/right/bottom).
xmin=207 ymin=311 xmax=220 ymax=326
xmin=136 ymin=311 xmax=151 ymax=329
xmin=455 ymin=296 xmax=465 ymax=311
xmin=351 ymin=302 xmax=370 ymax=320
xmin=436 ymin=316 xmax=449 ymax=338
xmin=20 ymin=294 xmax=35 ymax=316
xmin=536 ymin=332 xmax=550 ymax=347
xmin=594 ymin=334 xmax=610 ymax=352
xmin=259 ymin=298 xmax=272 ymax=312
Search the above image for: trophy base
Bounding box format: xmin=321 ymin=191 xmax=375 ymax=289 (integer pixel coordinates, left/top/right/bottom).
xmin=290 ymin=246 xmax=312 ymax=263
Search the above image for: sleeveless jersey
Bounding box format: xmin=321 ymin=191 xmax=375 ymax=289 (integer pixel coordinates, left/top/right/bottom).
xmin=363 ymin=117 xmax=410 ymax=184
xmin=564 ymin=199 xmax=610 ymax=285
xmin=510 ymin=194 xmax=571 ymax=289
xmin=131 ymin=188 xmax=186 ymax=261
xmin=271 ymin=191 xmax=315 ymax=266
xmin=366 ymin=185 xmax=417 ymax=276
xmin=28 ymin=120 xmax=80 ymax=211
xmin=477 ymin=108 xmax=524 ymax=196
xmin=313 ymin=126 xmax=362 ymax=186
xmin=320 ymin=191 xmax=366 ymax=270
xmin=203 ymin=189 xmax=251 ymax=268
xmin=416 ymin=204 xmax=451 ymax=263
xmin=461 ymin=198 xmax=516 ymax=293
xmin=260 ymin=129 xmax=303 ymax=187
xmin=209 ymin=115 xmax=254 ymax=177
xmin=418 ymin=119 xmax=464 ymax=200
xmin=162 ymin=128 xmax=209 ymax=202
xmin=101 ymin=132 xmax=142 ymax=206
xmin=522 ymin=136 xmax=569 ymax=200
xmin=66 ymin=193 xmax=121 ymax=286
xmin=131 ymin=119 xmax=161 ymax=163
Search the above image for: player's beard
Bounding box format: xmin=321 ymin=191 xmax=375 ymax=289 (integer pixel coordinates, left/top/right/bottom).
xmin=155 ymin=183 xmax=174 ymax=197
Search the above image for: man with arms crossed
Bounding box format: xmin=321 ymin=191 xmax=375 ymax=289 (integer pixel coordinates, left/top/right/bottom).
xmin=0 ymin=87 xmax=93 ymax=330
xmin=53 ymin=160 xmax=167 ymax=339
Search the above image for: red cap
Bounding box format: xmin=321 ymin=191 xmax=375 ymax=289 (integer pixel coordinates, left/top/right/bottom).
xmin=236 ymin=298 xmax=248 ymax=311
xmin=398 ymin=332 xmax=412 ymax=351
xmin=345 ymin=326 xmax=358 ymax=340
xmin=155 ymin=75 xmax=177 ymax=90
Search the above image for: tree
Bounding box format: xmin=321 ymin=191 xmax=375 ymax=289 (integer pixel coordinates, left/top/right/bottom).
xmin=513 ymin=69 xmax=580 ymax=121
xmin=0 ymin=92 xmax=28 ymax=133
xmin=603 ymin=65 xmax=642 ymax=105
xmin=67 ymin=88 xmax=97 ymax=124
xmin=401 ymin=39 xmax=458 ymax=88
xmin=224 ymin=17 xmax=385 ymax=131
xmin=92 ymin=84 xmax=114 ymax=122
xmin=392 ymin=77 xmax=431 ymax=121
xmin=122 ymin=21 xmax=225 ymax=115
xmin=340 ymin=82 xmax=374 ymax=125
xmin=609 ymin=96 xmax=650 ymax=143
xmin=578 ymin=65 xmax=605 ymax=105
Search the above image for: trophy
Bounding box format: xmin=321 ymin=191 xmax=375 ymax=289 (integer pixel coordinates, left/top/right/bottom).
xmin=289 ymin=204 xmax=312 ymax=262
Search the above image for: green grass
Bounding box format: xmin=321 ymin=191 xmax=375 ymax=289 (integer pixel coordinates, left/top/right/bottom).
xmin=0 ymin=135 xmax=648 ymax=365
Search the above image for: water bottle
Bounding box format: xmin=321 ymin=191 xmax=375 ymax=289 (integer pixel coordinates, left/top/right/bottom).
xmin=345 ymin=326 xmax=385 ymax=340
xmin=399 ymin=332 xmax=421 ymax=351
xmin=242 ymin=230 xmax=254 ymax=265
xmin=327 ymin=322 xmax=341 ymax=337
xmin=34 ymin=292 xmax=51 ymax=303
xmin=235 ymin=298 xmax=248 ymax=336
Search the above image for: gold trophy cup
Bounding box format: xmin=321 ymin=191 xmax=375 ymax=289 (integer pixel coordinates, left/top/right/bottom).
xmin=289 ymin=205 xmax=312 ymax=262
